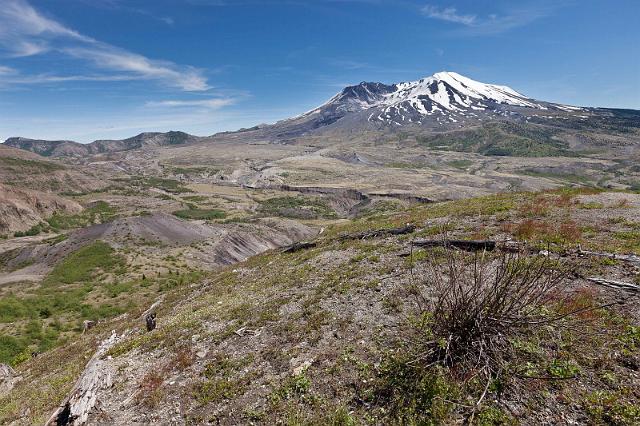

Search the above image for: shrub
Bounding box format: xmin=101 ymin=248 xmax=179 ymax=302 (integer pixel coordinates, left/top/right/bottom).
xmin=45 ymin=241 xmax=125 ymax=285
xmin=172 ymin=209 xmax=226 ymax=220
xmin=413 ymin=250 xmax=566 ymax=374
xmin=374 ymin=249 xmax=574 ymax=423
xmin=136 ymin=371 xmax=165 ymax=408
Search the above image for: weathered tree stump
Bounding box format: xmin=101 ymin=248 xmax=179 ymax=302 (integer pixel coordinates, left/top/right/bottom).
xmin=82 ymin=320 xmax=96 ymax=334
xmin=145 ymin=313 xmax=157 ymax=332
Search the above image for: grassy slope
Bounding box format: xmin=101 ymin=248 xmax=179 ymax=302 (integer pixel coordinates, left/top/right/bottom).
xmin=1 ymin=189 xmax=639 ymax=424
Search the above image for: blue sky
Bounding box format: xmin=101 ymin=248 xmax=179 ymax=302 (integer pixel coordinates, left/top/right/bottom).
xmin=0 ymin=0 xmax=638 ymax=142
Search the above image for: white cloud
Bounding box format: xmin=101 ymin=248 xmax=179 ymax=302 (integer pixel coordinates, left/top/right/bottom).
xmin=421 ymin=3 xmax=555 ymax=35
xmin=146 ymin=98 xmax=238 ymax=110
xmin=422 ymin=5 xmax=476 ymax=25
xmin=0 ymin=0 xmax=209 ymax=91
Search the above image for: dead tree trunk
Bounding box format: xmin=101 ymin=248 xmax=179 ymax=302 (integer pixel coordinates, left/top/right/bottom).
xmin=339 ymin=224 xmax=416 ymax=241
xmin=45 ymin=332 xmax=120 ymax=426
xmin=586 ymin=277 xmax=640 ymax=293
xmin=412 ymin=239 xmax=497 ymax=252
xmin=282 ymin=241 xmax=317 ymax=253
xmin=577 ymin=249 xmax=640 ymax=266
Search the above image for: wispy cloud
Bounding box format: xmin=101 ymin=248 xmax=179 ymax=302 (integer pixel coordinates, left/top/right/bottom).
xmin=422 ymin=5 xmax=475 ymax=25
xmin=0 ymin=0 xmax=208 ymax=90
xmin=74 ymin=0 xmax=175 ymax=26
xmin=146 ymin=98 xmax=238 ymax=110
xmin=421 ymin=3 xmax=556 ymax=35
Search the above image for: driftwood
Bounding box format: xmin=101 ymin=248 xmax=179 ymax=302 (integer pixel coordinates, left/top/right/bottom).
xmin=45 ymin=332 xmax=120 ymax=426
xmin=140 ymin=297 xmax=163 ymax=320
xmin=577 ymin=249 xmax=640 ymax=266
xmin=412 ymin=239 xmax=496 ymax=252
xmin=282 ymin=241 xmax=317 ymax=253
xmin=586 ymin=277 xmax=640 ymax=293
xmin=339 ymin=224 xmax=416 ymax=241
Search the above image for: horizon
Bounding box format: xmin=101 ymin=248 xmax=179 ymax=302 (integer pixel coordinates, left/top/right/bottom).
xmin=1 ymin=0 xmax=639 ymax=143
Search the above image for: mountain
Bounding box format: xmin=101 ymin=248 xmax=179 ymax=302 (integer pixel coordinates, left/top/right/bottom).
xmin=296 ymin=71 xmax=582 ymax=126
xmin=4 ymin=131 xmax=200 ymax=157
xmin=5 ymin=72 xmax=640 ymax=156
xmin=249 ymin=71 xmax=638 ymax=140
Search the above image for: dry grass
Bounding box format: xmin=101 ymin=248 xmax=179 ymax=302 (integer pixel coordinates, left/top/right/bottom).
xmin=506 ymin=218 xmax=582 ymax=244
xmin=135 ymin=370 xmax=165 ymax=408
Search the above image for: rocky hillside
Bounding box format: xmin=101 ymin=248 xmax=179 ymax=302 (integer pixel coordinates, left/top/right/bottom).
xmin=4 ymin=131 xmax=200 ymax=158
xmin=1 ymin=188 xmax=639 ymax=425
xmin=0 ymin=183 xmax=83 ymax=236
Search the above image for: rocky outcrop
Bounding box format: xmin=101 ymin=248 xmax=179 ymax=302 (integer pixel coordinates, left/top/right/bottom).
xmin=0 ymin=183 xmax=82 ymax=235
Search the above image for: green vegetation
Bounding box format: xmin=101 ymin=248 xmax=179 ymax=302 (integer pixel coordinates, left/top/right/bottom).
xmin=258 ymin=195 xmax=337 ymax=219
xmin=13 ymin=222 xmax=48 ymax=238
xmin=173 ymin=208 xmax=226 ymax=220
xmin=612 ymin=230 xmax=640 ymax=254
xmin=0 ymin=237 xmax=203 ymax=365
xmin=44 ymin=241 xmax=125 ymax=285
xmin=0 ymin=157 xmax=65 ymax=173
xmin=520 ymin=169 xmax=594 ymax=185
xmin=194 ymin=353 xmax=254 ymax=404
xmin=113 ymin=176 xmax=193 ymax=194
xmin=169 ymin=166 xmax=219 ymax=176
xmin=47 ymin=201 xmax=116 ymax=230
xmin=1 ymin=187 xmax=639 ymax=422
xmin=447 ymin=159 xmax=474 ymax=169
xmin=418 ymin=122 xmax=576 ymax=157
xmin=181 ymin=195 xmax=210 ymax=203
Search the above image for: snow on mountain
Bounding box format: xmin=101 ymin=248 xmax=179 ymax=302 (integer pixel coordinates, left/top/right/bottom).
xmin=300 ymin=71 xmax=582 ymax=127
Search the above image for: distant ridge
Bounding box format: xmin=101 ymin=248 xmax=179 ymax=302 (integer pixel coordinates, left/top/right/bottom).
xmin=4 ymin=131 xmax=200 ymax=157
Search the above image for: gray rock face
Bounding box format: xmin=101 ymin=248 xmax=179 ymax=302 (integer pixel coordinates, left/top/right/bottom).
xmin=0 ymin=363 xmax=17 ymax=397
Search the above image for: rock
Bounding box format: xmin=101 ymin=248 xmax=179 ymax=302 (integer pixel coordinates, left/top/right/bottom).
xmin=291 ymin=358 xmax=314 ymax=376
xmin=0 ymin=363 xmax=17 ymax=396
xmin=0 ymin=364 xmax=14 ymax=380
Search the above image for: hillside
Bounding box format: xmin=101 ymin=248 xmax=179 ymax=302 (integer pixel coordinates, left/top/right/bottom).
xmin=1 ymin=188 xmax=639 ymax=424
xmin=1 ymin=71 xmax=639 ymax=425
xmin=4 ymin=131 xmax=200 ymax=158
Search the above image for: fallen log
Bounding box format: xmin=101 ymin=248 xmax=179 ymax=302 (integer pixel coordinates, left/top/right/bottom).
xmin=412 ymin=239 xmax=496 ymax=252
xmin=577 ymin=249 xmax=640 ymax=266
xmin=45 ymin=331 xmax=120 ymax=426
xmin=339 ymin=224 xmax=416 ymax=241
xmin=282 ymin=241 xmax=317 ymax=253
xmin=586 ymin=277 xmax=640 ymax=293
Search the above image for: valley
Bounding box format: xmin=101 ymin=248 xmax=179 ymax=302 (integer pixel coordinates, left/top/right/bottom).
xmin=1 ymin=72 xmax=639 ymax=425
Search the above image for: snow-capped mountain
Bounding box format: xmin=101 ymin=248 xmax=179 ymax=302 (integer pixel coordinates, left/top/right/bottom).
xmin=271 ymin=71 xmax=584 ymax=135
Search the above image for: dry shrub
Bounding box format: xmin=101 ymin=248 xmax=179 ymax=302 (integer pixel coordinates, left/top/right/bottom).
xmin=136 ymin=370 xmax=165 ymax=408
xmin=513 ymin=219 xmax=581 ymax=244
xmin=518 ymin=195 xmax=551 ymax=217
xmin=172 ymin=346 xmax=195 ymax=370
xmin=558 ymin=220 xmax=582 ymax=241
xmin=409 ymin=250 xmax=567 ymax=377
xmin=514 ymin=219 xmax=550 ymax=240
xmin=612 ymin=198 xmax=630 ymax=209
xmin=554 ymin=193 xmax=576 ymax=208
